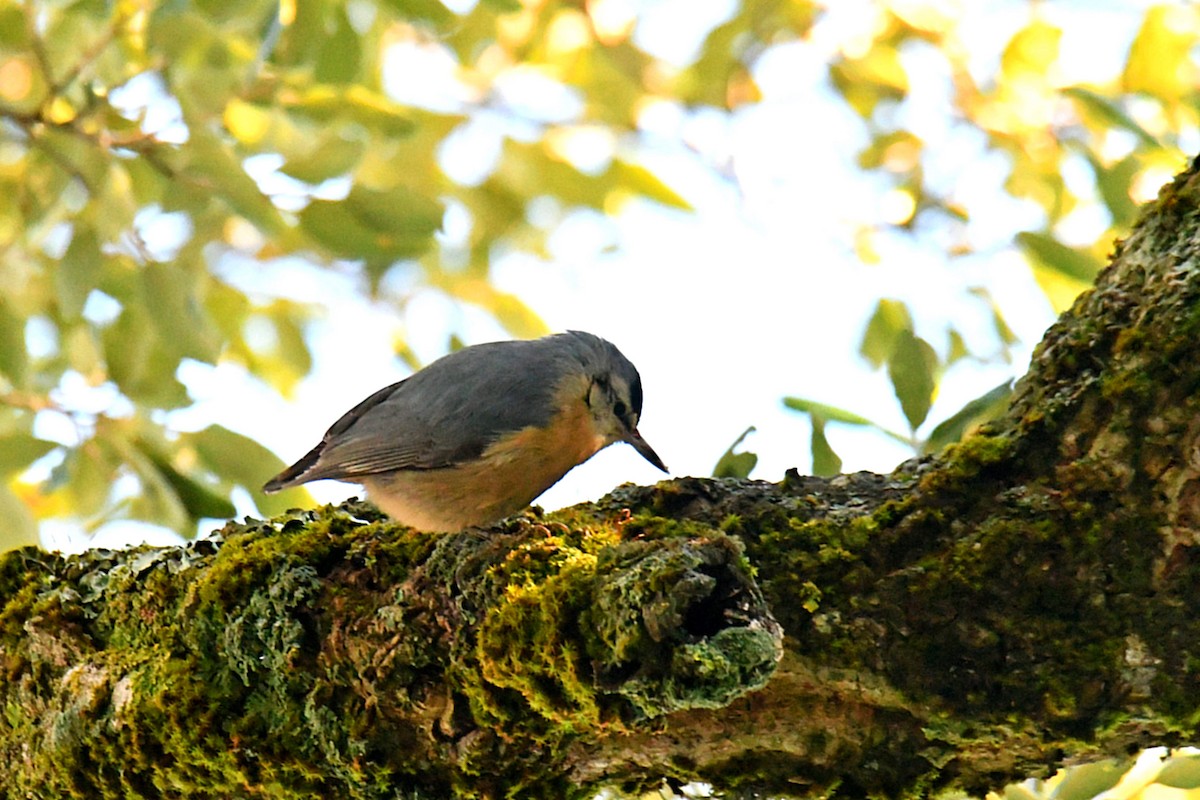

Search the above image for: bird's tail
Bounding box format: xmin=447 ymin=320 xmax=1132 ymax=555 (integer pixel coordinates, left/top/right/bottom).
xmin=262 ymin=442 xmax=325 ymax=493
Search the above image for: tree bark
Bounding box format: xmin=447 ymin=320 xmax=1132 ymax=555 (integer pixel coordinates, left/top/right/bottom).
xmin=7 ymin=157 xmax=1200 ymax=799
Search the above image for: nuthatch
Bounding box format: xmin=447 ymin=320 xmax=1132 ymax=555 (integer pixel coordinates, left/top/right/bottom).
xmin=263 ymin=331 xmax=667 ymax=531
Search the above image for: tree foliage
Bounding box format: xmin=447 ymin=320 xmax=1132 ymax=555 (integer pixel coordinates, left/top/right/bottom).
xmin=0 ymin=0 xmax=1197 ymax=547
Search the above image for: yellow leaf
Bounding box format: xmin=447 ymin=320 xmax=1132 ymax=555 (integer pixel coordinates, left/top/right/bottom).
xmin=224 ymin=99 xmax=272 ymax=146
xmin=1029 ymin=262 xmax=1092 ymax=314
xmin=1001 ymin=18 xmax=1061 ymax=80
xmin=1123 ymin=5 xmax=1199 ymax=103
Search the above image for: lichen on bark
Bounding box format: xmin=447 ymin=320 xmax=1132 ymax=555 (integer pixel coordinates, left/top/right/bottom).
xmin=7 ymin=158 xmax=1200 ymax=798
xmin=0 ymin=501 xmax=780 ymax=798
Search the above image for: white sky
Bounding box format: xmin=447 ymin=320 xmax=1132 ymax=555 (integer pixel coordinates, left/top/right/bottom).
xmin=41 ymin=0 xmax=1176 ymax=550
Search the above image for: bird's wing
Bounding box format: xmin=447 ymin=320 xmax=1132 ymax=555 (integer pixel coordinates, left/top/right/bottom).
xmin=300 ymin=340 xmax=571 ymax=481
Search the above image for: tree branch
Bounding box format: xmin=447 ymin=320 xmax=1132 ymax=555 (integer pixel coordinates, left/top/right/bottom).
xmin=5 ymin=157 xmax=1200 ymax=798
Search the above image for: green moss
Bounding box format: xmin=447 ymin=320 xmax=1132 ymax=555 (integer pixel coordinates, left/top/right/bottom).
xmin=442 ymin=514 xmax=780 ymax=745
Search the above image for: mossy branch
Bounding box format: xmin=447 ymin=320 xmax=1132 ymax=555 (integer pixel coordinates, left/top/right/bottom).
xmin=0 ymin=505 xmax=780 ymax=798
xmin=6 ymin=158 xmax=1200 ymax=798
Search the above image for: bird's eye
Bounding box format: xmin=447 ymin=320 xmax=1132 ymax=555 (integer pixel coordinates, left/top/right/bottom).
xmin=613 ymin=401 xmax=627 ymax=418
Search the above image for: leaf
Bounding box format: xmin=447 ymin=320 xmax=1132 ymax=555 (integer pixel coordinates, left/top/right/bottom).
xmin=947 ymin=329 xmax=970 ymax=365
xmin=829 ymin=47 xmax=908 ymax=118
xmin=968 ymin=286 xmax=1019 ymax=348
xmin=888 ymin=329 xmax=938 ymax=431
xmin=188 ymin=424 xmax=312 ymax=516
xmin=1123 ymin=6 xmax=1193 ymax=103
xmin=923 ymin=381 xmax=1013 ymax=455
xmin=58 ymin=226 xmax=102 ymax=320
xmin=269 ymin=304 xmax=314 ymax=389
xmin=280 ymin=131 xmax=364 ymax=185
xmin=187 ymin=129 xmax=291 ymax=238
xmin=133 ymin=436 xmax=237 ymax=522
xmin=1085 ymin=152 xmax=1141 ymax=229
xmin=783 ymin=397 xmax=911 ymax=446
xmin=0 ymin=485 xmax=39 ymax=553
xmin=783 ymin=398 xmax=875 ymax=427
xmin=609 ymin=160 xmax=693 ymax=211
xmin=859 ymin=299 xmax=914 ymax=369
xmin=1001 ymin=18 xmax=1061 ymax=81
xmin=810 ymin=416 xmax=842 ymax=477
xmin=428 ymin=275 xmax=549 ymax=340
xmin=117 ymin=436 xmax=190 ymax=533
xmin=713 ymin=426 xmax=758 ymax=479
xmin=379 ymin=0 xmax=456 ymax=27
xmin=58 ymin=441 xmax=119 ymax=519
xmin=1050 ymin=759 xmax=1127 ymax=800
xmin=1004 ymin=783 xmax=1044 ymax=800
xmin=142 ymin=261 xmax=221 ymax=364
xmin=0 ymin=299 xmax=27 ymax=386
xmin=1016 ymin=231 xmax=1104 ymax=284
xmin=1156 ymin=755 xmax=1200 ymax=789
xmin=1063 ymin=87 xmax=1159 ymax=149
xmin=102 ymin=307 xmax=190 ymax=408
xmin=0 ymin=435 xmax=58 ymax=477
xmin=315 ymin=9 xmax=362 ymax=84
xmin=299 ymin=184 xmax=443 ymax=262
xmin=0 ymin=4 xmax=28 ymax=49
xmin=283 ymin=85 xmax=415 ymax=138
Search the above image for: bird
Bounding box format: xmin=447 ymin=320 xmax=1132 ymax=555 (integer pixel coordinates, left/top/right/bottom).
xmin=263 ymin=330 xmax=667 ymax=531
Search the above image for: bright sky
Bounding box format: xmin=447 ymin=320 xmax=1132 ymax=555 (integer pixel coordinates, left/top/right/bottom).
xmin=42 ymin=0 xmax=1176 ymax=551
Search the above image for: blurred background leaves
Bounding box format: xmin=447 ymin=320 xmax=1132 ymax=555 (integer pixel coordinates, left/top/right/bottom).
xmin=0 ymin=0 xmax=1197 ymax=551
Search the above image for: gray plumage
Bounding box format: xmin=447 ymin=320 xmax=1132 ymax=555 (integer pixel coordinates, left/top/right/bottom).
xmin=263 ymin=331 xmax=647 ymax=492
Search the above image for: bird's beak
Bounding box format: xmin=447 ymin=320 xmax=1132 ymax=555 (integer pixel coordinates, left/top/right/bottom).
xmin=626 ymin=429 xmax=668 ymax=473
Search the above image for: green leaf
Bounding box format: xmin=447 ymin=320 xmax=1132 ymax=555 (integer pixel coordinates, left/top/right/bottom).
xmin=1156 ymin=755 xmax=1200 ymax=789
xmin=0 ymin=4 xmax=28 ymax=49
xmin=271 ymin=305 xmax=314 ymax=386
xmin=922 ymin=381 xmax=1012 ymax=455
xmin=968 ymin=286 xmax=1019 ymax=348
xmin=58 ymin=441 xmax=119 ymax=519
xmin=0 ymin=300 xmax=27 ymax=386
xmin=784 ymin=397 xmax=878 ymax=427
xmin=1016 ymin=231 xmax=1104 ymax=284
xmin=58 ymin=226 xmax=102 ymax=320
xmin=0 ymin=485 xmax=39 ymax=553
xmin=117 ymin=436 xmax=190 ymax=533
xmin=102 ymin=307 xmax=190 ymax=408
xmin=947 ymin=329 xmax=970 ymax=365
xmin=188 ymin=424 xmax=311 ymax=516
xmin=1085 ymin=152 xmax=1141 ymax=228
xmin=299 ymin=184 xmax=443 ymax=262
xmin=1004 ymin=783 xmax=1044 ymax=800
xmin=810 ymin=416 xmax=842 ymax=477
xmin=187 ymin=129 xmax=291 ymax=238
xmin=1050 ymin=759 xmax=1127 ymax=800
xmin=0 ymin=435 xmax=58 ymax=477
xmin=315 ymin=10 xmax=362 ymax=84
xmin=713 ymin=426 xmax=758 ymax=479
xmin=860 ymin=299 xmax=914 ymax=369
xmin=284 ymin=85 xmax=415 ymax=138
xmin=280 ymin=132 xmax=365 ymax=185
xmin=380 ymin=0 xmax=456 ymax=27
xmin=143 ymin=262 xmax=221 ymax=365
xmin=1063 ymin=87 xmax=1159 ymax=149
xmin=139 ymin=445 xmax=237 ymax=522
xmin=783 ymin=397 xmax=911 ymax=446
xmin=888 ymin=329 xmax=938 ymax=431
